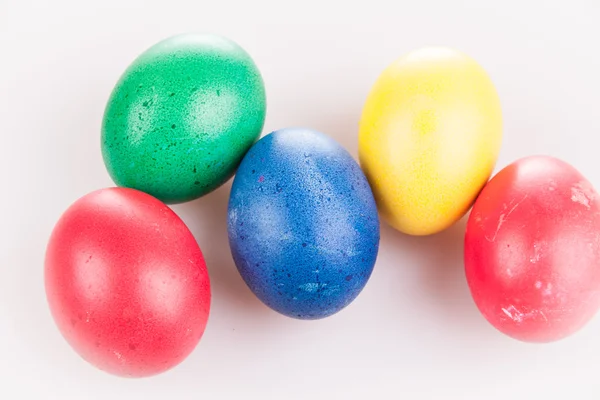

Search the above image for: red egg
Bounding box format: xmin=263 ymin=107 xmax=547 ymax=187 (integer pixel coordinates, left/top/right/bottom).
xmin=465 ymin=156 xmax=600 ymax=342
xmin=44 ymin=188 xmax=211 ymax=377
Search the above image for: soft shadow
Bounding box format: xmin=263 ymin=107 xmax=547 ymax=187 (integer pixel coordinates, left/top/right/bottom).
xmin=379 ymin=214 xmax=494 ymax=340
xmin=172 ymin=180 xmax=276 ymax=321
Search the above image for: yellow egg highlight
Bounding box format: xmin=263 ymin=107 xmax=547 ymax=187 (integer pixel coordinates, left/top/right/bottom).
xmin=358 ymin=47 xmax=502 ymax=236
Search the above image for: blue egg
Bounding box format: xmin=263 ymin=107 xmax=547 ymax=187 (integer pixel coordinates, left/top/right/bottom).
xmin=227 ymin=128 xmax=380 ymax=319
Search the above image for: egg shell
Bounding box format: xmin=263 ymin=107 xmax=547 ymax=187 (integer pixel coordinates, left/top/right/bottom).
xmin=102 ymin=33 xmax=266 ymax=204
xmin=44 ymin=188 xmax=211 ymax=377
xmin=359 ymin=47 xmax=502 ymax=235
xmin=227 ymin=128 xmax=380 ymax=319
xmin=465 ymin=156 xmax=600 ymax=342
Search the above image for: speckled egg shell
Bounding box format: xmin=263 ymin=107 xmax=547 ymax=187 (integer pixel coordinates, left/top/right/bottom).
xmin=227 ymin=128 xmax=380 ymax=319
xmin=102 ymin=33 xmax=266 ymax=204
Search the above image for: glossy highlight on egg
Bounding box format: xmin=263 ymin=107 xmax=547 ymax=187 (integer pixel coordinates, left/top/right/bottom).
xmin=44 ymin=188 xmax=211 ymax=377
xmin=102 ymin=33 xmax=266 ymax=204
xmin=227 ymin=128 xmax=380 ymax=319
xmin=359 ymin=47 xmax=502 ymax=236
xmin=465 ymin=156 xmax=600 ymax=342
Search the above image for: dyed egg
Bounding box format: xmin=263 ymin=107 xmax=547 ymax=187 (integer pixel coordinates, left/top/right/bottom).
xmin=227 ymin=128 xmax=380 ymax=319
xmin=359 ymin=47 xmax=502 ymax=235
xmin=102 ymin=33 xmax=266 ymax=204
xmin=44 ymin=188 xmax=211 ymax=377
xmin=465 ymin=156 xmax=600 ymax=342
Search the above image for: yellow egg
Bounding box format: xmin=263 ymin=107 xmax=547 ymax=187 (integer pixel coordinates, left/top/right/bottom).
xmin=358 ymin=47 xmax=502 ymax=236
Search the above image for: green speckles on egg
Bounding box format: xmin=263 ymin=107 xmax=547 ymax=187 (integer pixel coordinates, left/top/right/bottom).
xmin=101 ymin=33 xmax=267 ymax=203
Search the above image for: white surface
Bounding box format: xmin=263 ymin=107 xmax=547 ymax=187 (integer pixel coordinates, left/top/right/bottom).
xmin=1 ymin=1 xmax=600 ymax=398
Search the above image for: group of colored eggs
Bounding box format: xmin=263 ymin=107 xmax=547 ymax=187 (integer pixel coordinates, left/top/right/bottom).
xmin=44 ymin=33 xmax=600 ymax=378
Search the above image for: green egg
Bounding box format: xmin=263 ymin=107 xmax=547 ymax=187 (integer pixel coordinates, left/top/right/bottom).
xmin=101 ymin=33 xmax=267 ymax=203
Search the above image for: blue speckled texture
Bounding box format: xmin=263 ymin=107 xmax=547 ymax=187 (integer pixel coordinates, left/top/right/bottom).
xmin=227 ymin=128 xmax=380 ymax=319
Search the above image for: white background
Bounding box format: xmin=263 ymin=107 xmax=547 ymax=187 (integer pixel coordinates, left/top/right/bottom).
xmin=1 ymin=1 xmax=599 ymax=399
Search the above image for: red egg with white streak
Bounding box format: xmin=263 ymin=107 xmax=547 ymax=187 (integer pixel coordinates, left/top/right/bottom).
xmin=465 ymin=155 xmax=600 ymax=342
xmin=45 ymin=187 xmax=210 ymax=377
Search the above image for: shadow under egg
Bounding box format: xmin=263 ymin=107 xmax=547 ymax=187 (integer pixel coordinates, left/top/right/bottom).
xmin=377 ymin=213 xmax=496 ymax=341
xmin=171 ymin=180 xmax=279 ymax=323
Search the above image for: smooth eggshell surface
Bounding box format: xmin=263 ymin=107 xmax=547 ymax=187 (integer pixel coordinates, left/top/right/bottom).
xmin=359 ymin=47 xmax=502 ymax=235
xmin=228 ymin=128 xmax=380 ymax=319
xmin=465 ymin=156 xmax=600 ymax=342
xmin=102 ymin=33 xmax=266 ymax=204
xmin=44 ymin=188 xmax=211 ymax=377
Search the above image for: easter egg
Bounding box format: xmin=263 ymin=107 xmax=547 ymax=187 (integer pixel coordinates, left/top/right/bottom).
xmin=102 ymin=33 xmax=266 ymax=204
xmin=227 ymin=128 xmax=380 ymax=319
xmin=44 ymin=188 xmax=211 ymax=377
xmin=465 ymin=156 xmax=600 ymax=342
xmin=358 ymin=47 xmax=502 ymax=235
